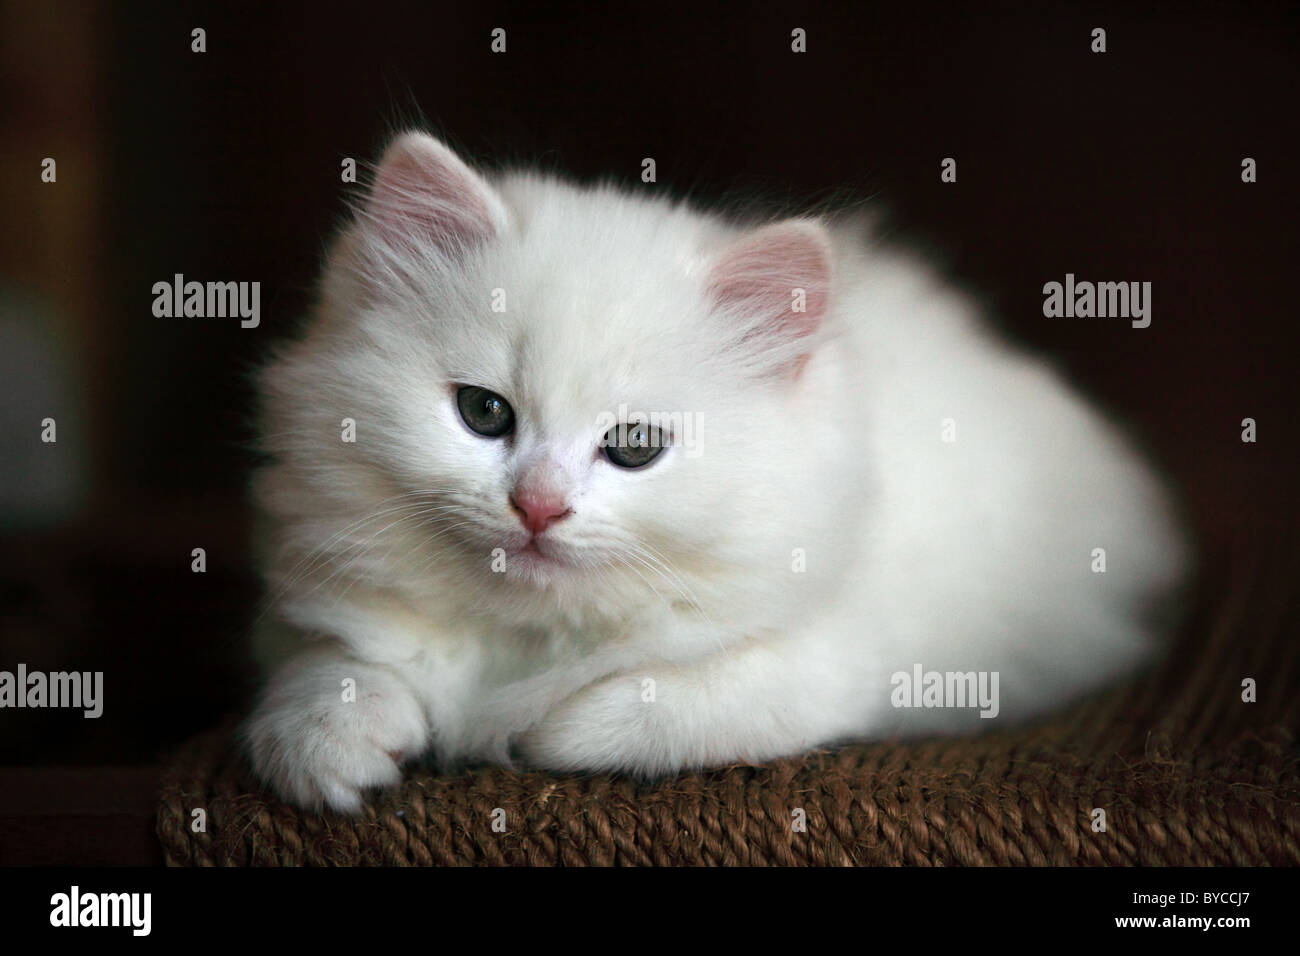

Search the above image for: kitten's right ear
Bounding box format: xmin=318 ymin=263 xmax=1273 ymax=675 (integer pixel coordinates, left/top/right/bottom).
xmin=357 ymin=131 xmax=507 ymax=258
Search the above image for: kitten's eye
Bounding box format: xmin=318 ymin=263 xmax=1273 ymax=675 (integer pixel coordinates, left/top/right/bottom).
xmin=604 ymin=422 xmax=665 ymax=469
xmin=456 ymin=386 xmax=515 ymax=437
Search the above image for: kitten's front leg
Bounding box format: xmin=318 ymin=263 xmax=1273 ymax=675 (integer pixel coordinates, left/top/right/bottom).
xmin=515 ymin=636 xmax=867 ymax=777
xmin=243 ymin=644 xmax=430 ymax=813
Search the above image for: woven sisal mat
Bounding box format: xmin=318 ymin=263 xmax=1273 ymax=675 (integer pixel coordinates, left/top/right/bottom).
xmin=157 ymin=526 xmax=1299 ymax=865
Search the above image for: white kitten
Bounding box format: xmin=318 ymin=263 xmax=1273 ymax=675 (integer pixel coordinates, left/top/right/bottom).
xmin=244 ymin=132 xmax=1187 ymax=812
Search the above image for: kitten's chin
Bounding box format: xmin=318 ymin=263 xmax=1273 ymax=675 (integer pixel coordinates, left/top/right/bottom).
xmin=500 ymin=538 xmax=576 ymax=587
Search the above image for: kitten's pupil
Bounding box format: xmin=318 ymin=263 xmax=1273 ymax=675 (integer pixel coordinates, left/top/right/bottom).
xmin=457 ymin=386 xmax=514 ymax=437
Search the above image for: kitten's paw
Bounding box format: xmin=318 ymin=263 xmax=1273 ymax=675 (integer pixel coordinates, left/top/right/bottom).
xmin=514 ymin=673 xmax=665 ymax=775
xmin=244 ymin=651 xmax=429 ymax=814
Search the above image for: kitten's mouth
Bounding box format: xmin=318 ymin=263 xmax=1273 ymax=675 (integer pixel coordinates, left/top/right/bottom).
xmin=508 ymin=535 xmax=571 ymax=572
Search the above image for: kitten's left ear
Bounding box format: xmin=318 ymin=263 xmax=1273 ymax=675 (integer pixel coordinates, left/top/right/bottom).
xmin=707 ymin=219 xmax=831 ymax=376
xmin=359 ymin=131 xmax=508 ymax=258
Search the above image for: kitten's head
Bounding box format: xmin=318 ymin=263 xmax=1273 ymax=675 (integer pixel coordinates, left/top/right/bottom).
xmin=260 ymin=132 xmax=854 ymax=628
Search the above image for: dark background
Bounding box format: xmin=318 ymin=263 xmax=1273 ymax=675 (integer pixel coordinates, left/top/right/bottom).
xmin=1 ymin=0 xmax=1295 ymax=774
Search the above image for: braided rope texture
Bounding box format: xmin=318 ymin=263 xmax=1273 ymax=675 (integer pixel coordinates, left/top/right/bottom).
xmin=158 ymin=528 xmax=1299 ymax=865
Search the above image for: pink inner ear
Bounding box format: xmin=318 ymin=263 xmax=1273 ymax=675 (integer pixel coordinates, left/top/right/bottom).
xmin=366 ymin=133 xmax=499 ymax=254
xmin=708 ymin=221 xmax=830 ymax=339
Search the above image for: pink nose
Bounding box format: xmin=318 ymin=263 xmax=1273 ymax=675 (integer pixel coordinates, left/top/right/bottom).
xmin=510 ymin=491 xmax=571 ymax=535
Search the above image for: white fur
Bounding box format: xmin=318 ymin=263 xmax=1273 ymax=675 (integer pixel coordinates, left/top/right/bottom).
xmin=244 ymin=132 xmax=1188 ymax=811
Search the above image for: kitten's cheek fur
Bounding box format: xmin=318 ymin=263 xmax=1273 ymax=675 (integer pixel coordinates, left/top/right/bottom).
xmin=241 ymin=649 xmax=430 ymax=814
